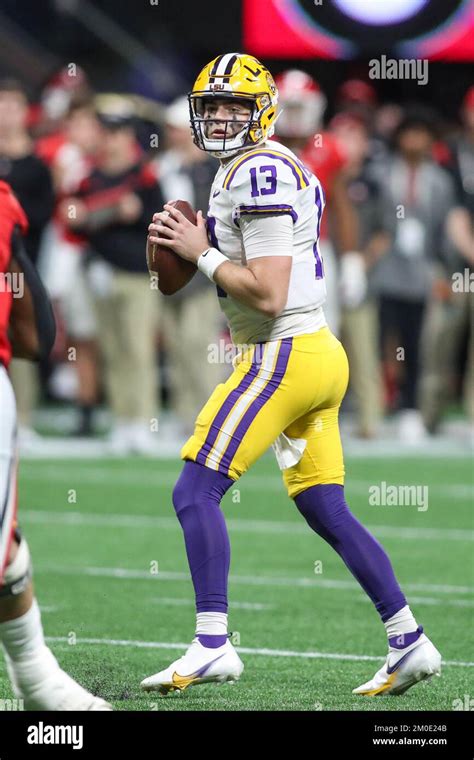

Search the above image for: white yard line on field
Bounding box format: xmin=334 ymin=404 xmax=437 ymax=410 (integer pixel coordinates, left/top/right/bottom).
xmin=21 ymin=510 xmax=474 ymax=542
xmin=148 ymin=593 xmax=474 ymax=610
xmin=406 ymin=596 xmax=474 ymax=608
xmin=147 ymin=597 xmax=272 ymax=611
xmin=19 ymin=432 xmax=473 ymax=460
xmin=18 ymin=465 xmax=474 ymax=500
xmin=44 ymin=635 xmax=474 ymax=668
xmin=36 ymin=563 xmax=474 ymax=597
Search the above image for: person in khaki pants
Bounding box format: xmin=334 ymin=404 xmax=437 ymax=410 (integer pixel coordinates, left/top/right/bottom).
xmin=155 ymin=96 xmax=226 ymax=434
xmin=162 ymin=284 xmax=227 ymax=434
xmin=60 ymin=97 xmax=164 ymax=453
xmin=421 ymin=265 xmax=474 ymax=433
xmin=92 ymin=269 xmax=161 ymax=449
xmin=331 ymin=114 xmax=384 ymax=438
xmin=340 ymin=298 xmax=383 ymax=438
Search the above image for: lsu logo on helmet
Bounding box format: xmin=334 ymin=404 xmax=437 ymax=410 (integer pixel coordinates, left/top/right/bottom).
xmin=188 ymin=52 xmax=279 ymax=159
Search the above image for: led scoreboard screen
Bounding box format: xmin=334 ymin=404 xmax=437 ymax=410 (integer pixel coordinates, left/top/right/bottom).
xmin=244 ymin=0 xmax=474 ymax=60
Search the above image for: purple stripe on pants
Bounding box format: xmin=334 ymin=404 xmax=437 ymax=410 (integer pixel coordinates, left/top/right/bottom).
xmin=218 ymin=338 xmax=293 ymax=477
xmin=195 ymin=344 xmax=266 ymax=467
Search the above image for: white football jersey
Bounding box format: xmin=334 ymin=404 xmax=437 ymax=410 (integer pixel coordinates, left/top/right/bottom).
xmin=207 ymin=140 xmax=327 ymax=346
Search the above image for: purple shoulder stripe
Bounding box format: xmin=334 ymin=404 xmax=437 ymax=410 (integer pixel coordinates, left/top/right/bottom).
xmin=224 ymin=151 xmax=309 ymax=191
xmin=233 ymin=204 xmax=298 ymax=227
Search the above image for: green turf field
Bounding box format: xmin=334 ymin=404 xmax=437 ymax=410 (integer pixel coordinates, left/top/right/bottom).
xmin=2 ymin=453 xmax=472 ymax=711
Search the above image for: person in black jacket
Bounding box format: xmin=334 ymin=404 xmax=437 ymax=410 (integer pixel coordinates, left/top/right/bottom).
xmin=0 ymin=79 xmax=54 ymax=263
xmin=0 ymin=79 xmax=55 ymax=446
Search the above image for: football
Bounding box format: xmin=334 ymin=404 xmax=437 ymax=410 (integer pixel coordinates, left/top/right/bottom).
xmin=146 ymin=199 xmax=198 ymax=295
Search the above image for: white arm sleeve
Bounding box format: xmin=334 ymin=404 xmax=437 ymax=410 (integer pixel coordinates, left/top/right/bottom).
xmin=240 ymin=214 xmax=293 ymax=261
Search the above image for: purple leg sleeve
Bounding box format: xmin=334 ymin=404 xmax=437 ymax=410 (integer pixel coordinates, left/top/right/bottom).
xmin=295 ymin=484 xmax=407 ymax=622
xmin=172 ymin=460 xmax=233 ymax=613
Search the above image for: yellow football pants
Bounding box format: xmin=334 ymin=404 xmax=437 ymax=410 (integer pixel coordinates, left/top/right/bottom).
xmin=181 ymin=327 xmax=349 ymax=499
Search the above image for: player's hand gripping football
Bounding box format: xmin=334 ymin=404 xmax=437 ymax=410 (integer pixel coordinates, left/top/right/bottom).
xmin=148 ymin=203 xmax=209 ymax=264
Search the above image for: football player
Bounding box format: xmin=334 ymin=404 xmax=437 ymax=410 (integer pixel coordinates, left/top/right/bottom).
xmin=0 ymin=181 xmax=111 ymax=709
xmin=142 ymin=54 xmax=441 ymax=697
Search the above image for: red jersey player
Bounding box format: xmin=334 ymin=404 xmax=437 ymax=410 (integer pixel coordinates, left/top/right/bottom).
xmin=0 ymin=181 xmax=111 ymax=710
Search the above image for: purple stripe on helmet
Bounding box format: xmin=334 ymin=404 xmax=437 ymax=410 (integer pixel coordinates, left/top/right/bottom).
xmin=209 ymin=55 xmax=225 ymax=82
xmin=222 ymin=54 xmax=237 ymax=76
xmin=224 ymin=152 xmax=307 ymax=191
xmin=217 ymin=338 xmax=293 ymax=477
xmin=195 ymin=344 xmax=266 ymax=466
xmin=233 ymin=204 xmax=298 ymax=227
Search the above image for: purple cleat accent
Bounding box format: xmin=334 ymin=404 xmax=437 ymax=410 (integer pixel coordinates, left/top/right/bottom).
xmin=197 ymin=634 xmax=228 ymax=649
xmin=194 ymin=653 xmax=226 ymax=678
xmin=389 ymin=625 xmax=424 ymax=650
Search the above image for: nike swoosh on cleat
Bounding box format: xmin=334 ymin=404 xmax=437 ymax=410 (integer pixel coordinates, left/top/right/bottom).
xmin=171 ymin=653 xmax=227 ymax=690
xmin=386 ymin=648 xmax=418 ymax=675
xmin=171 ymin=671 xmax=200 ymax=690
xmin=356 ymin=671 xmax=398 ymax=696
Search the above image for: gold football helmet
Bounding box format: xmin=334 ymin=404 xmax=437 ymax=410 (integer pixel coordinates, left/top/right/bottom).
xmin=188 ymin=53 xmax=278 ymax=158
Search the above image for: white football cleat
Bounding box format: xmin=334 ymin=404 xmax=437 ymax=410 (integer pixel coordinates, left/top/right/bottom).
xmin=353 ymin=632 xmax=441 ymax=696
xmin=5 ymin=646 xmax=112 ymax=710
xmin=140 ymin=637 xmax=244 ymax=695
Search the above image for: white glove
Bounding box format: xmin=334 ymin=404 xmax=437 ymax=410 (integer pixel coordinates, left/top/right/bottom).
xmin=339 ymin=252 xmax=367 ymax=309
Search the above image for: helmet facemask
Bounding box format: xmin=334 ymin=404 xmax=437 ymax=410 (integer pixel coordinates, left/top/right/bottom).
xmin=188 ymin=93 xmax=269 ymax=159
